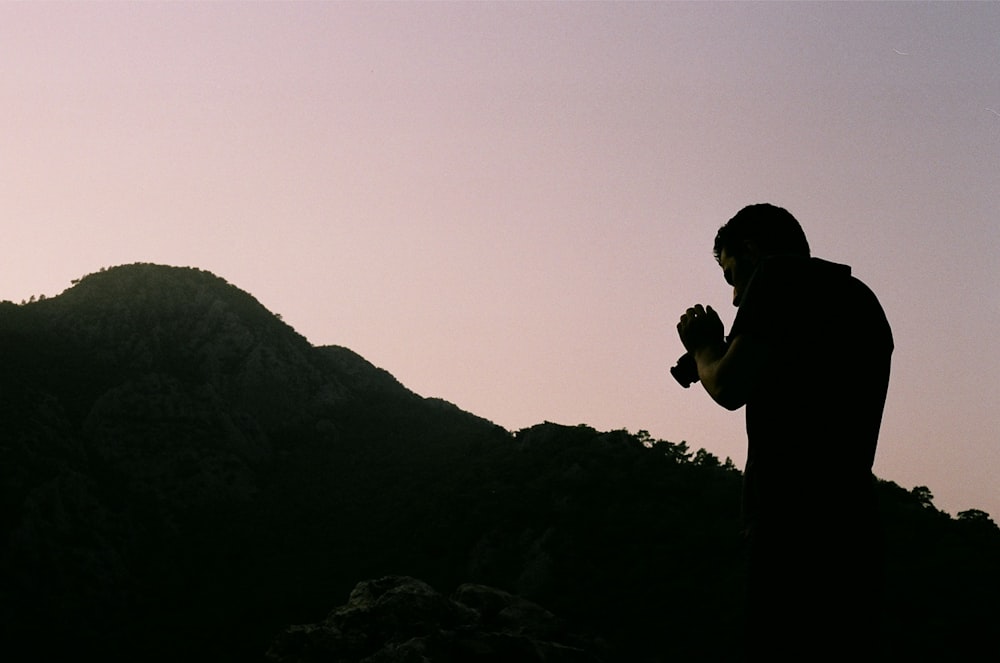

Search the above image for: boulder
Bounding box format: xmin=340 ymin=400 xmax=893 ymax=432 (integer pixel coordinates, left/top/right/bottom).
xmin=267 ymin=576 xmax=605 ymax=663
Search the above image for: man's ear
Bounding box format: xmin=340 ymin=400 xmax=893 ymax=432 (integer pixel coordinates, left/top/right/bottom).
xmin=743 ymin=240 xmax=763 ymax=263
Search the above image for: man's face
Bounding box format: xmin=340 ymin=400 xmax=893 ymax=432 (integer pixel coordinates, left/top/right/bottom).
xmin=719 ymin=246 xmax=758 ymax=307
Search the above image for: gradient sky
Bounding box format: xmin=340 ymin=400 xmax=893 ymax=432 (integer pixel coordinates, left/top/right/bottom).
xmin=3 ymin=2 xmax=998 ymax=521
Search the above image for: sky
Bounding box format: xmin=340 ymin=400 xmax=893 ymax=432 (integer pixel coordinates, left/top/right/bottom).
xmin=2 ymin=2 xmax=998 ymax=521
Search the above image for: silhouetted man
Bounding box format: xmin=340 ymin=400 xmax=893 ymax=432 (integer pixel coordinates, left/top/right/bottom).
xmin=675 ymin=204 xmax=892 ymax=660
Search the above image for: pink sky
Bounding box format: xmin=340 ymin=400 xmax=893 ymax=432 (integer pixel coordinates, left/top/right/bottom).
xmin=3 ymin=2 xmax=998 ymax=520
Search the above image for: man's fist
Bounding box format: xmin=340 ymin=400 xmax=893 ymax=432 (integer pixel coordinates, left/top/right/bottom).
xmin=677 ymin=304 xmax=724 ymax=353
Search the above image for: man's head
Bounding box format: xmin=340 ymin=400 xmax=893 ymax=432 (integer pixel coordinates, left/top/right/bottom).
xmin=714 ymin=203 xmax=810 ymax=306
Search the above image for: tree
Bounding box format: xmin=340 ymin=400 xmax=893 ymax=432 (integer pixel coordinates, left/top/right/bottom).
xmin=957 ymin=509 xmax=995 ymax=525
xmin=651 ymin=438 xmax=692 ymax=463
xmin=693 ymin=448 xmax=720 ymax=467
xmin=911 ymin=485 xmax=936 ymax=509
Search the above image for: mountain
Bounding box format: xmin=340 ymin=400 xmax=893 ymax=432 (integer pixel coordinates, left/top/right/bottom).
xmin=2 ymin=264 xmax=998 ymax=662
xmin=1 ymin=264 xmax=506 ymax=660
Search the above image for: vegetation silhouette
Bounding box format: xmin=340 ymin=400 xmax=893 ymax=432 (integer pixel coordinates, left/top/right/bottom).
xmin=1 ymin=264 xmax=997 ymax=662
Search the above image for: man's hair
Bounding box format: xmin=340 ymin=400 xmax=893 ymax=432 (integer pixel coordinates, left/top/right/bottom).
xmin=713 ymin=203 xmax=811 ymax=261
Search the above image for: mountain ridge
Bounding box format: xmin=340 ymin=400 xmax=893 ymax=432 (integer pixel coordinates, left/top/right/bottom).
xmin=3 ymin=263 xmax=488 ymax=427
xmin=2 ymin=263 xmax=513 ymax=660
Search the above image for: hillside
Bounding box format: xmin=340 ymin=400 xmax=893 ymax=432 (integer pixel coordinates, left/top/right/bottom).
xmin=1 ymin=264 xmax=997 ymax=662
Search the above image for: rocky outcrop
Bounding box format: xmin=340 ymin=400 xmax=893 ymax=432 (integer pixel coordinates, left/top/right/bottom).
xmin=266 ymin=576 xmax=606 ymax=663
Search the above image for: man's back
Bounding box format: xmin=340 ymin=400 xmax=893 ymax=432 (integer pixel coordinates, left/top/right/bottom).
xmin=731 ymin=255 xmax=893 ymax=527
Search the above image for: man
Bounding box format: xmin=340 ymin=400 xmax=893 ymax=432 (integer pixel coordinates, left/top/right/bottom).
xmin=676 ymin=204 xmax=893 ymax=660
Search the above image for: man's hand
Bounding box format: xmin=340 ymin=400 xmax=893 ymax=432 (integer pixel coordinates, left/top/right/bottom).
xmin=677 ymin=304 xmax=724 ymax=353
xmin=676 ymin=304 xmax=759 ymax=410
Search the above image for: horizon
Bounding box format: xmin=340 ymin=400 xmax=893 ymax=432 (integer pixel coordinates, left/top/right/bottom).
xmin=2 ymin=2 xmax=998 ymax=521
xmin=10 ymin=257 xmax=994 ymax=521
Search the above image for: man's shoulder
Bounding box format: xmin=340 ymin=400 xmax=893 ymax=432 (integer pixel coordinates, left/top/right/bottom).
xmin=759 ymin=255 xmax=851 ymax=280
xmin=756 ymin=256 xmax=874 ymax=306
xmin=732 ymin=255 xmax=889 ymax=339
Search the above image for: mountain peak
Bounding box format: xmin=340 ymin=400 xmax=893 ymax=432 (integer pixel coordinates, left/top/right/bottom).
xmin=31 ymin=262 xmax=304 ymax=356
xmin=60 ymin=263 xmax=273 ymax=321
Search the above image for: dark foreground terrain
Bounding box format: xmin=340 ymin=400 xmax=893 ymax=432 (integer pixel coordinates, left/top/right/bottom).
xmin=2 ymin=264 xmax=997 ymax=661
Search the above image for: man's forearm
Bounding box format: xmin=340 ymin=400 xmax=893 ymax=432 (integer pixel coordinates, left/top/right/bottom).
xmin=693 ymin=336 xmax=752 ymax=411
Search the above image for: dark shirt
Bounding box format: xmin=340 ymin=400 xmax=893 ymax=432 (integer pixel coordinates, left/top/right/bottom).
xmin=729 ymin=255 xmax=893 ymax=532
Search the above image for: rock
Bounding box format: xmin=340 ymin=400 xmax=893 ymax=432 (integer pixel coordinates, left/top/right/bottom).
xmin=451 ymin=583 xmax=563 ymax=639
xmin=267 ymin=576 xmax=605 ymax=663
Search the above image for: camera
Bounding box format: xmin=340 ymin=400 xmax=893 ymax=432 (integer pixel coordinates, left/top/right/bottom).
xmin=670 ymin=352 xmax=699 ymax=388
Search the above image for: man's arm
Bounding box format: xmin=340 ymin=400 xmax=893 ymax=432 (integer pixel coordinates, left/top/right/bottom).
xmin=677 ymin=304 xmax=764 ymax=410
xmin=691 ymin=334 xmax=763 ymax=410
